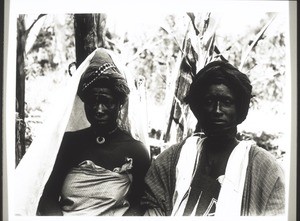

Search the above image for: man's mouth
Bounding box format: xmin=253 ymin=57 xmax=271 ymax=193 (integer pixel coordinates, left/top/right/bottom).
xmin=211 ymin=119 xmax=226 ymax=124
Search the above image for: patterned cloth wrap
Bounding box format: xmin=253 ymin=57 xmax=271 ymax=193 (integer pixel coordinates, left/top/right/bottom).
xmin=60 ymin=159 xmax=133 ymax=216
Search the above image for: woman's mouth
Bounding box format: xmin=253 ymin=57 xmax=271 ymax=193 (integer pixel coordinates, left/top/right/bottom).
xmin=94 ymin=114 xmax=108 ymax=122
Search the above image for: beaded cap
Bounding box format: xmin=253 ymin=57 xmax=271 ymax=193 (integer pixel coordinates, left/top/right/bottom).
xmin=77 ymin=48 xmax=129 ymax=104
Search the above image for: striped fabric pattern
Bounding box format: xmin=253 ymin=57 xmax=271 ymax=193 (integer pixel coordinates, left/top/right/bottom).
xmin=141 ymin=141 xmax=285 ymax=216
xmin=142 ymin=141 xmax=184 ymax=216
xmin=241 ymin=146 xmax=285 ymax=215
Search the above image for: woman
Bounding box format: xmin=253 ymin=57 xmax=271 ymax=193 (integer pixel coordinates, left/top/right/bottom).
xmin=141 ymin=61 xmax=285 ymax=216
xmin=37 ymin=48 xmax=150 ymax=216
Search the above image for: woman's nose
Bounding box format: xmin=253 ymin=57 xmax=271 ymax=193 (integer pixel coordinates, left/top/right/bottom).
xmin=213 ymin=101 xmax=222 ymax=113
xmin=96 ymin=103 xmax=106 ymax=113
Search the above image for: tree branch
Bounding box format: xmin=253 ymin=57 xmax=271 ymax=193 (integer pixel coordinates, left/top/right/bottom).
xmin=25 ymin=14 xmax=46 ymax=37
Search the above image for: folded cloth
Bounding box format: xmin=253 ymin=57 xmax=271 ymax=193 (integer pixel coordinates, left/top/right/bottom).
xmin=60 ymin=160 xmax=132 ymax=216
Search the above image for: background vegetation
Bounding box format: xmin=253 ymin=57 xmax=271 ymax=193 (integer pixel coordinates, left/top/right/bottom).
xmin=16 ymin=13 xmax=288 ymax=168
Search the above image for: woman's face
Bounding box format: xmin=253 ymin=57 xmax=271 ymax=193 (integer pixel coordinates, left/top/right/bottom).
xmin=84 ymin=87 xmax=121 ymax=130
xmin=196 ymin=83 xmax=238 ymax=134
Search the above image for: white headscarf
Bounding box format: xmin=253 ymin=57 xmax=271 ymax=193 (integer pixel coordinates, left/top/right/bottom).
xmin=14 ymin=48 xmax=149 ymax=215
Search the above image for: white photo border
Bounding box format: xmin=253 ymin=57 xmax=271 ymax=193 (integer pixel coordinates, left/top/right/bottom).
xmin=3 ymin=0 xmax=297 ymax=221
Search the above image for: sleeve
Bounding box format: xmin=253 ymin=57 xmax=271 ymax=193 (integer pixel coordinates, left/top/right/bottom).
xmin=259 ymin=150 xmax=285 ymax=216
xmin=265 ymin=164 xmax=285 ymax=215
xmin=140 ymin=144 xmax=180 ymax=216
xmin=243 ymin=146 xmax=286 ymax=216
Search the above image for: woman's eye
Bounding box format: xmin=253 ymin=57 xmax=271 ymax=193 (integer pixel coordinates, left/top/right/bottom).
xmin=85 ymin=97 xmax=97 ymax=105
xmin=102 ymin=99 xmax=117 ymax=109
xmin=204 ymin=98 xmax=213 ymax=105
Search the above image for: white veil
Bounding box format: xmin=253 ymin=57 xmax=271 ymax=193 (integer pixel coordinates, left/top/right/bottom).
xmin=14 ymin=48 xmax=149 ymax=215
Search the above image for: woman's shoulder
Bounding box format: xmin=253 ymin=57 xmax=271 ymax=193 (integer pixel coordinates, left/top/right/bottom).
xmin=116 ymin=129 xmax=149 ymax=154
xmin=117 ymin=129 xmax=141 ymax=141
xmin=63 ymin=128 xmax=91 ymax=137
xmin=60 ymin=128 xmax=92 ymax=149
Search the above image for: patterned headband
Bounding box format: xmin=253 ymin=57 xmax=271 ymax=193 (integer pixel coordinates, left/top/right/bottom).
xmin=81 ymin=62 xmax=118 ymax=92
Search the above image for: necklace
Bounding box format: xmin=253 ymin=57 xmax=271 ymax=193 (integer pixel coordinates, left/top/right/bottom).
xmin=96 ymin=127 xmax=118 ymax=145
xmin=96 ymin=136 xmax=106 ymax=144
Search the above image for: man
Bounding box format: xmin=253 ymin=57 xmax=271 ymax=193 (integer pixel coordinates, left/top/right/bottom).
xmin=141 ymin=61 xmax=285 ymax=216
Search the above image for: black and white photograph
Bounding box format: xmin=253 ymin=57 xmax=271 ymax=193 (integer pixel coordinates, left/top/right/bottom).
xmin=3 ymin=0 xmax=297 ymax=220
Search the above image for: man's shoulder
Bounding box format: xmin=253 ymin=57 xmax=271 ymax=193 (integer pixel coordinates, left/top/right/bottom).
xmin=248 ymin=143 xmax=284 ymax=176
xmin=249 ymin=144 xmax=277 ymax=164
xmin=158 ymin=140 xmax=185 ymax=158
xmin=153 ymin=137 xmax=195 ymax=167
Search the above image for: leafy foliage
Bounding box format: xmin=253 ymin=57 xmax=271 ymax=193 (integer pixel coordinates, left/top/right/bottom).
xmin=19 ymin=13 xmax=287 ymax=161
xmin=237 ymin=131 xmax=285 ymax=160
xmin=25 ymin=14 xmax=75 ymax=78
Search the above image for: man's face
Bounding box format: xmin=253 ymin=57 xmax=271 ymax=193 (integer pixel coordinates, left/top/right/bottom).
xmin=195 ymin=83 xmax=238 ymax=134
xmin=84 ymin=87 xmax=121 ymax=130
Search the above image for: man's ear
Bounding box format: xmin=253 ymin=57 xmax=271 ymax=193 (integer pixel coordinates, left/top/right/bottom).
xmin=118 ymin=102 xmax=123 ymax=111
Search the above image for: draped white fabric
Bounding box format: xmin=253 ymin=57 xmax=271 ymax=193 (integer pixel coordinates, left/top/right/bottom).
xmin=215 ymin=141 xmax=252 ymax=216
xmin=14 ymin=48 xmax=149 ymax=215
xmin=171 ymin=135 xmax=203 ymax=216
xmin=171 ymin=137 xmax=252 ymax=216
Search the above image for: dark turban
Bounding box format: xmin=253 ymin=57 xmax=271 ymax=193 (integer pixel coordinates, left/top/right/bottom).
xmin=77 ymin=48 xmax=130 ymax=105
xmin=185 ymin=60 xmax=252 ymax=124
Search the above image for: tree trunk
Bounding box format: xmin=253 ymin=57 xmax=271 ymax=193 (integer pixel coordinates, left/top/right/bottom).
xmin=74 ymin=14 xmax=107 ymax=67
xmin=16 ymin=15 xmax=27 ymax=166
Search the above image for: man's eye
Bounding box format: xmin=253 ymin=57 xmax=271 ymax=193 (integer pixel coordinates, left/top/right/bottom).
xmin=223 ymin=99 xmax=233 ymax=105
xmin=103 ymin=100 xmax=114 ymax=107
